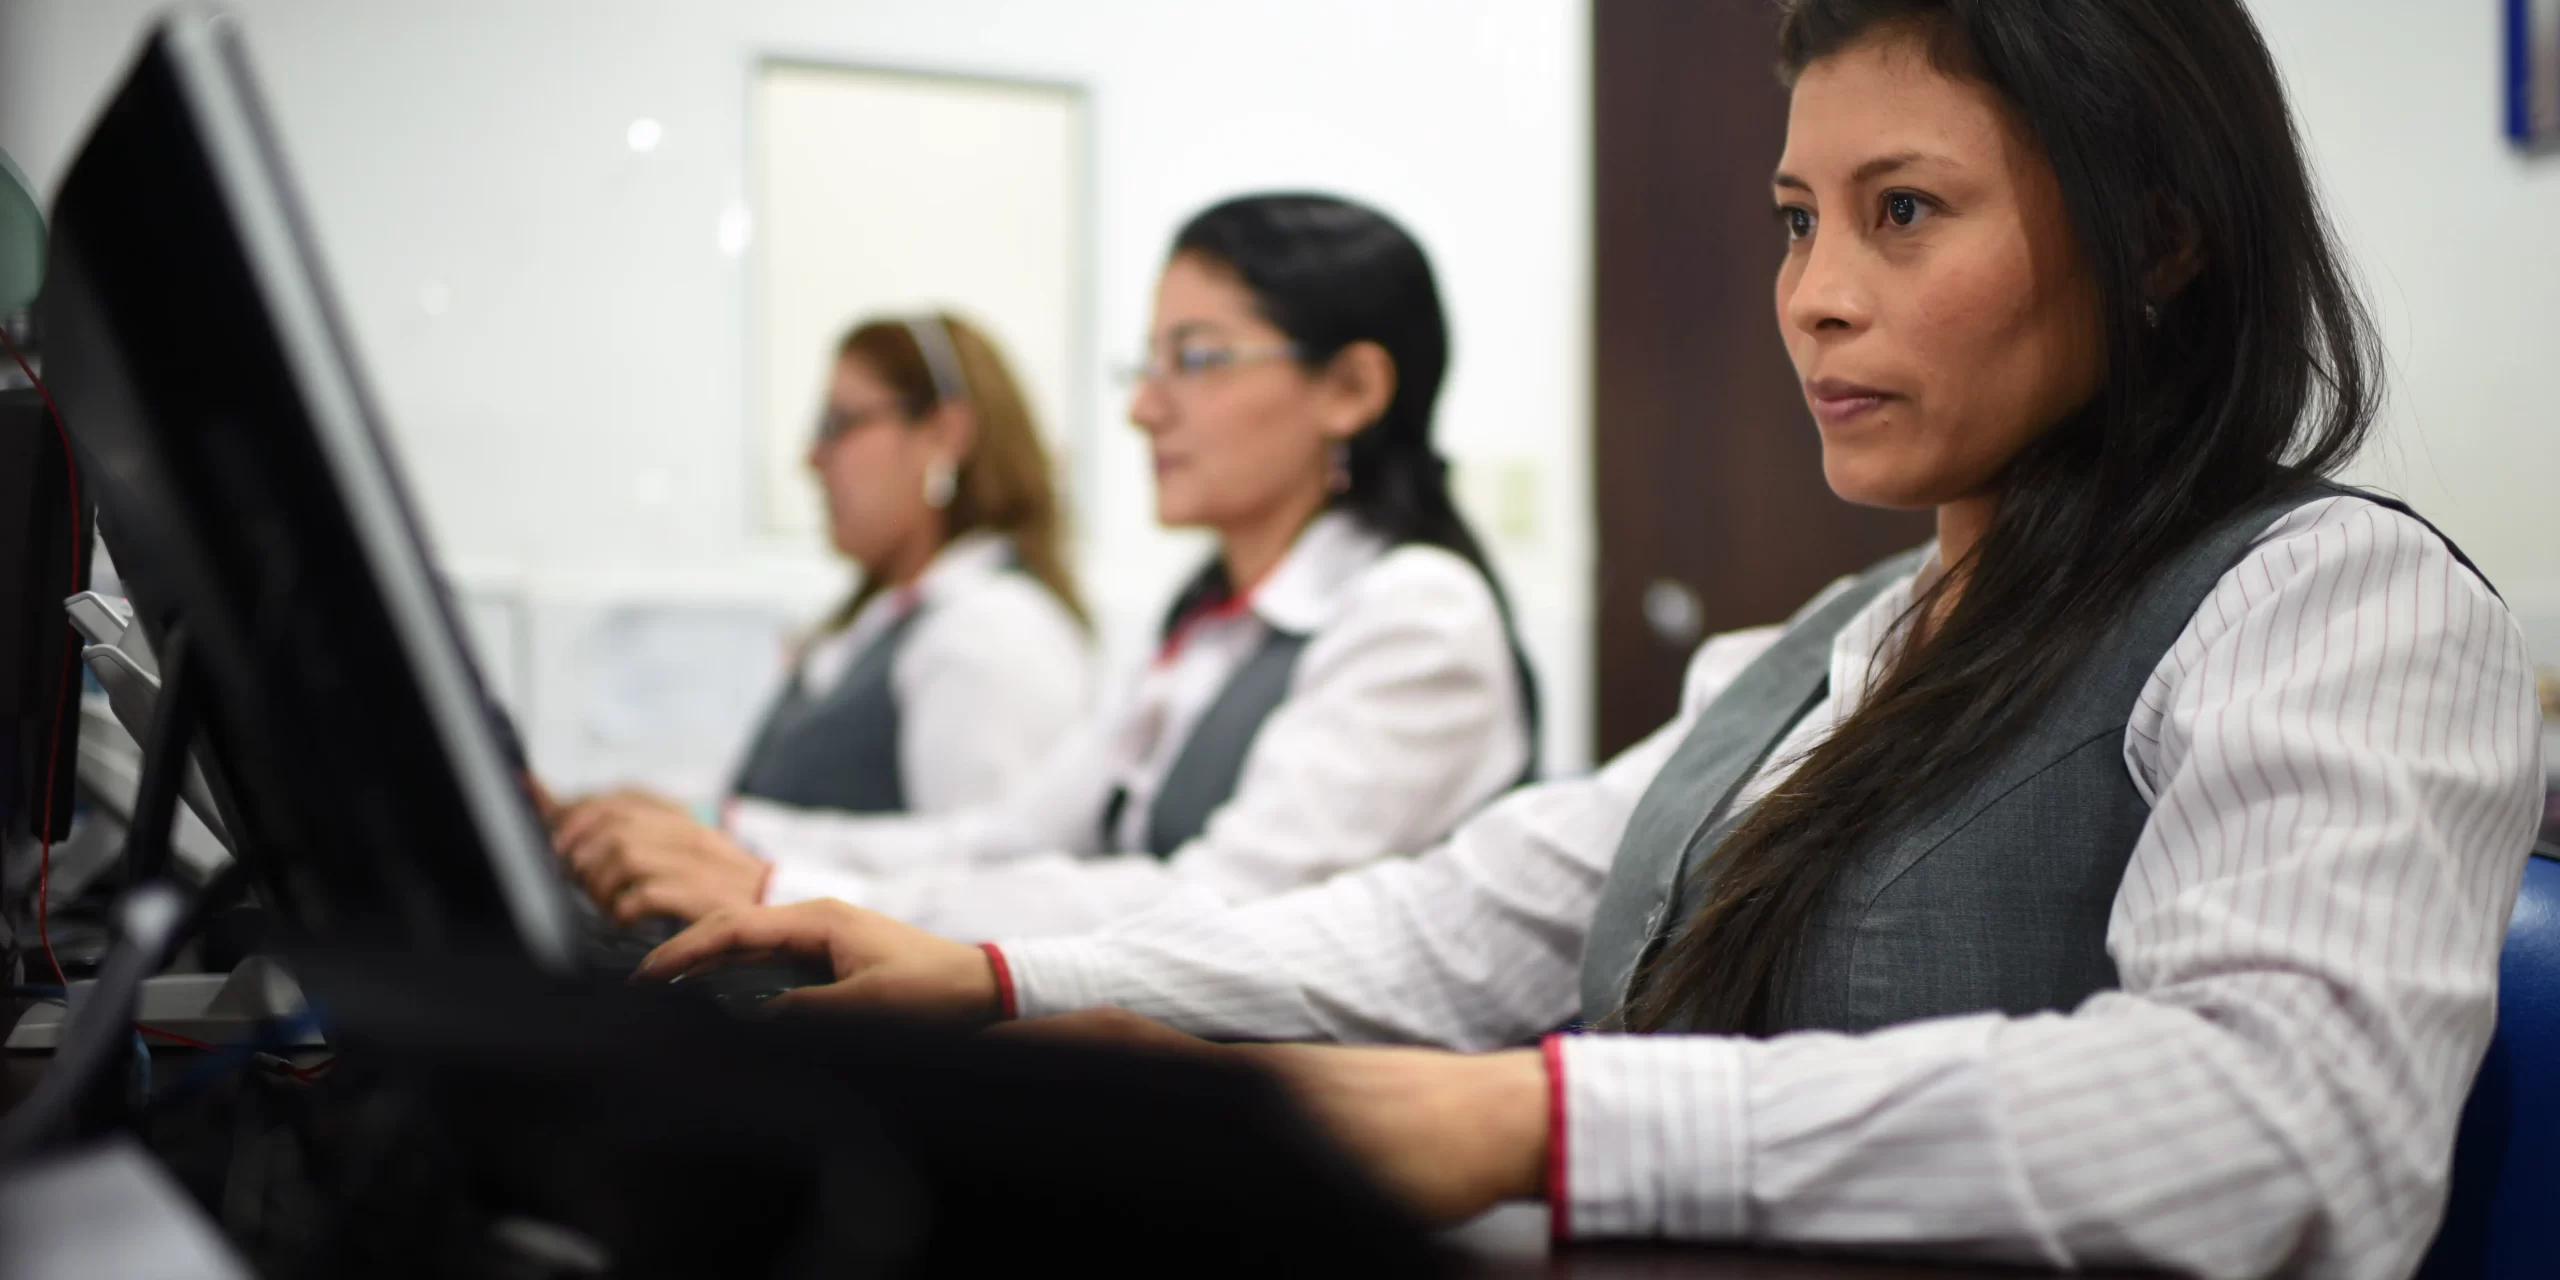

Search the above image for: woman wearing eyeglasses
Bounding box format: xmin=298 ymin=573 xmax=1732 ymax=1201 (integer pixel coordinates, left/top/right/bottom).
xmin=551 ymin=315 xmax=1094 ymax=892
xmin=563 ymin=194 xmax=1540 ymax=937
xmin=642 ymin=2 xmax=2540 ymax=1274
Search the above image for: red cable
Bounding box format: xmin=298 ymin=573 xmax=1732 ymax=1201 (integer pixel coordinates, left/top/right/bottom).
xmin=1 ymin=326 xmax=77 ymax=992
xmin=3 ymin=336 xmax=341 ymax=1089
xmin=135 ymin=1022 xmax=334 ymax=1083
xmin=133 ymin=1022 xmax=216 ymax=1051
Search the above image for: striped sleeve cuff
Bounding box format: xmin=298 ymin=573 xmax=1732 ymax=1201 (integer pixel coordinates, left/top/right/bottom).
xmin=1543 ymin=1035 xmax=1572 ymax=1240
xmin=977 ymin=943 xmax=1018 ymax=1020
xmin=722 ymin=796 xmax=791 ymax=853
xmin=1552 ymin=1033 xmax=1751 ymax=1240
xmin=985 ymin=935 xmax=1126 ymax=1020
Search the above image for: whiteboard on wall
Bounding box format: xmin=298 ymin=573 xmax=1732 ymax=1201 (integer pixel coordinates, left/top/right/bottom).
xmin=752 ymin=61 xmax=1088 ymax=536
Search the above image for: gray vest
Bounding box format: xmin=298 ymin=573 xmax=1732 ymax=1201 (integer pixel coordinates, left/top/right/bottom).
xmin=1581 ymin=485 xmax=2468 ymax=1034
xmin=1134 ymin=629 xmax=1312 ymax=857
xmin=1118 ymin=549 xmax=1544 ymax=858
xmin=730 ymin=606 xmax=924 ymax=814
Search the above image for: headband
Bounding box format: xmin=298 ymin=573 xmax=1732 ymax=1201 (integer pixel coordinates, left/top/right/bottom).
xmin=902 ymin=314 xmax=969 ymax=406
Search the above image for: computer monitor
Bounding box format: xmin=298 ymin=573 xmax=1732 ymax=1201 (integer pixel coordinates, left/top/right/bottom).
xmin=37 ymin=11 xmax=574 ymax=966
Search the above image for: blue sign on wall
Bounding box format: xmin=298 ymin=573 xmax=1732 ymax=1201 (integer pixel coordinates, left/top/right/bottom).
xmin=2510 ymin=0 xmax=2560 ymax=148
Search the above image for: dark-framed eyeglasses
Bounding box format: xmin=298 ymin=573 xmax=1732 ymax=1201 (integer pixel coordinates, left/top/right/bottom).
xmin=812 ymin=401 xmax=907 ymax=446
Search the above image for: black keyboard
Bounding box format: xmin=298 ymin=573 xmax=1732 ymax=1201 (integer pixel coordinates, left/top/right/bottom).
xmin=566 ymin=891 xmax=682 ymax=978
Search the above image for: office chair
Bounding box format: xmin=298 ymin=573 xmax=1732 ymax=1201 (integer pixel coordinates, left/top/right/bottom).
xmin=2416 ymin=849 xmax=2559 ymax=1280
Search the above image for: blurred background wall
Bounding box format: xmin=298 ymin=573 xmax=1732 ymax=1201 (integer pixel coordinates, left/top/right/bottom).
xmin=0 ymin=0 xmax=1592 ymax=794
xmin=3 ymin=0 xmax=2551 ymax=791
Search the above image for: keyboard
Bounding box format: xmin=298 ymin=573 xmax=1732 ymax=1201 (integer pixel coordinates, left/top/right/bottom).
xmin=565 ymin=890 xmax=683 ymax=978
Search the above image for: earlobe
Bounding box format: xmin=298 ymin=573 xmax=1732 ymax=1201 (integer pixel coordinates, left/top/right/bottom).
xmin=930 ymin=400 xmax=981 ymax=464
xmin=2143 ymin=196 xmax=2207 ymax=304
xmin=1322 ymin=341 xmax=1398 ymax=440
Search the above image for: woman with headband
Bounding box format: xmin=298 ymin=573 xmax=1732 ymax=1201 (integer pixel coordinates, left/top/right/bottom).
xmin=551 ymin=315 xmax=1094 ymax=873
xmin=564 ymin=194 xmax=1540 ymax=940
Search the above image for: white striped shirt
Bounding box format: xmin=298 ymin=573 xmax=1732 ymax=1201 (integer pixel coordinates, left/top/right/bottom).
xmin=996 ymin=495 xmax=2543 ymax=1279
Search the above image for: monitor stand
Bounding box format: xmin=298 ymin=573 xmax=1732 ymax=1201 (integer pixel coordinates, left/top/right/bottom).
xmin=2 ymin=620 xmax=297 ymax=1131
xmin=4 ymin=954 xmax=312 ymax=1052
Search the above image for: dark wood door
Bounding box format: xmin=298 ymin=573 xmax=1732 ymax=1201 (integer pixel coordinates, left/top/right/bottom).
xmin=1592 ymin=0 xmax=1932 ymax=758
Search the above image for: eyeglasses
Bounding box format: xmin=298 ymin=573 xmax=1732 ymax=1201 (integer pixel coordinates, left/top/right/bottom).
xmin=811 ymin=401 xmax=907 ymax=446
xmin=1115 ymin=341 xmax=1303 ymax=388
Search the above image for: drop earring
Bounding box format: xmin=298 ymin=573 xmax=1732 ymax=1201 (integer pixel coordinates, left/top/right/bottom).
xmin=2142 ymin=302 xmax=2161 ymax=329
xmin=923 ymin=460 xmax=957 ymax=509
xmin=1325 ymin=441 xmax=1352 ymax=495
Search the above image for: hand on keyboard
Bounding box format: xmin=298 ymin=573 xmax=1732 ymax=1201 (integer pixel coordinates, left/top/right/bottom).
xmin=635 ymin=900 xmax=1002 ymax=1025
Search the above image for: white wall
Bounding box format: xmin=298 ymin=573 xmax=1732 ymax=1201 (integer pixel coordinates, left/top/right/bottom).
xmin=14 ymin=0 xmax=2535 ymax=794
xmin=752 ymin=65 xmax=1085 ymax=539
xmin=0 ymin=0 xmax=1597 ymax=787
xmin=2249 ymin=1 xmax=2560 ymax=634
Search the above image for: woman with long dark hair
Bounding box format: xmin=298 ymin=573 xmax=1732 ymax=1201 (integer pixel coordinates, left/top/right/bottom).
xmin=568 ymin=194 xmax=1538 ymax=937
xmin=644 ymin=2 xmax=2540 ymax=1273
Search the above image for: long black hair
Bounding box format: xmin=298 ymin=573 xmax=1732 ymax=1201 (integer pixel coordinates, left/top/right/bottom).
xmin=1166 ymin=193 xmax=1541 ymax=759
xmin=1623 ymin=0 xmax=2380 ymax=1033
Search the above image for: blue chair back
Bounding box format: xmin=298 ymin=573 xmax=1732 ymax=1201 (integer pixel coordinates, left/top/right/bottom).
xmin=2418 ymin=851 xmax=2560 ymax=1280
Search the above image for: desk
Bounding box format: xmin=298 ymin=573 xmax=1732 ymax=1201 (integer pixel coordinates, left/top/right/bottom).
xmin=1445 ymin=1205 xmax=2141 ymax=1279
xmin=0 ymin=1140 xmax=254 ymax=1280
xmin=4 ymin=997 xmax=2130 ymax=1280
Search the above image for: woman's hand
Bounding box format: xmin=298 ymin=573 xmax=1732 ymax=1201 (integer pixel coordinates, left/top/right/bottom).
xmin=555 ymin=795 xmax=766 ymax=923
xmin=637 ymin=899 xmax=1004 ymax=1024
xmin=987 ymin=1011 xmax=1557 ymax=1223
xmin=1245 ymin=1043 xmax=1551 ymax=1225
xmin=987 ymin=1011 xmax=1549 ymax=1221
xmin=586 ymin=786 xmax=689 ymax=815
xmin=528 ymin=775 xmax=684 ymax=827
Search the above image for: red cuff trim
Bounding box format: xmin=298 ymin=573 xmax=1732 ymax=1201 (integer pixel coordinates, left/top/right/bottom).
xmin=979 ymin=942 xmax=1019 ymax=1021
xmin=1542 ymin=1033 xmax=1572 ymax=1243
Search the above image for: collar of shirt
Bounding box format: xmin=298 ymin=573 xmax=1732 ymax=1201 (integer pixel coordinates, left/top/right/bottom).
xmin=803 ymin=532 xmax=1015 ymax=696
xmin=1828 ymin=561 xmax=1926 ymax=714
xmin=1153 ymin=511 xmax=1388 ymax=665
xmin=1106 ymin=512 xmax=1388 ymax=850
xmin=1241 ymin=511 xmax=1388 ymax=637
xmin=1736 ymin=550 xmax=1931 ymax=808
xmin=912 ymin=530 xmax=1015 ymax=608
